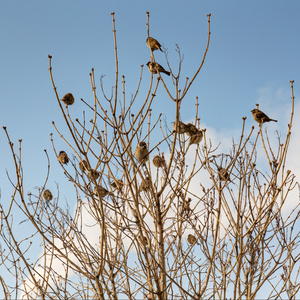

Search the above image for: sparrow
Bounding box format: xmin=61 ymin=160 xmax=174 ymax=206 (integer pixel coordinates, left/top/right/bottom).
xmin=218 ymin=167 xmax=231 ymax=182
xmin=187 ymin=234 xmax=197 ymax=245
xmin=152 ymin=155 xmax=166 ymax=168
xmin=134 ymin=142 xmax=149 ymax=163
xmin=140 ymin=235 xmax=149 ymax=246
xmin=185 ymin=123 xmax=198 ymax=137
xmin=58 ymin=151 xmax=69 ymax=165
xmin=146 ymin=62 xmax=170 ymax=76
xmin=43 ymin=189 xmax=53 ymax=201
xmin=94 ymin=186 xmax=113 ymax=198
xmin=79 ymin=160 xmax=89 ymax=172
xmin=61 ymin=93 xmax=75 ymax=105
xmin=140 ymin=176 xmax=151 ymax=192
xmin=146 ymin=37 xmax=163 ymax=52
xmin=251 ymin=108 xmax=277 ymax=124
xmin=111 ymin=179 xmax=124 ymax=190
xmin=189 ymin=130 xmax=203 ymax=145
xmin=173 ymin=121 xmax=189 ymax=134
xmin=88 ymin=169 xmax=100 ymax=180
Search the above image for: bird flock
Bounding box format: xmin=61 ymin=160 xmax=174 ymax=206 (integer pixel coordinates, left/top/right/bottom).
xmin=44 ymin=35 xmax=278 ymax=249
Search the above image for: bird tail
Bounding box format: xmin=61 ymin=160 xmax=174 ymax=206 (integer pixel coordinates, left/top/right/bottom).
xmin=271 ymin=119 xmax=278 ymax=122
xmin=163 ymin=70 xmax=170 ymax=76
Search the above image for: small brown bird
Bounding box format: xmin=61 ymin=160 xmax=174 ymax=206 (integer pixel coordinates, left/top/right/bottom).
xmin=94 ymin=186 xmax=112 ymax=198
xmin=152 ymin=155 xmax=166 ymax=168
xmin=218 ymin=167 xmax=231 ymax=182
xmin=79 ymin=160 xmax=89 ymax=172
xmin=111 ymin=179 xmax=124 ymax=190
xmin=88 ymin=169 xmax=100 ymax=180
xmin=134 ymin=142 xmax=149 ymax=163
xmin=43 ymin=189 xmax=53 ymax=201
xmin=187 ymin=234 xmax=197 ymax=245
xmin=61 ymin=93 xmax=75 ymax=105
xmin=140 ymin=176 xmax=151 ymax=192
xmin=140 ymin=235 xmax=149 ymax=246
xmin=251 ymin=108 xmax=277 ymax=124
xmin=189 ymin=130 xmax=203 ymax=145
xmin=146 ymin=37 xmax=163 ymax=52
xmin=146 ymin=62 xmax=170 ymax=76
xmin=58 ymin=151 xmax=69 ymax=165
xmin=173 ymin=121 xmax=188 ymax=134
xmin=185 ymin=123 xmax=198 ymax=137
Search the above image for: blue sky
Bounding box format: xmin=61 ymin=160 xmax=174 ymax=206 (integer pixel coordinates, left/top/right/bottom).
xmin=0 ymin=1 xmax=299 ymax=297
xmin=0 ymin=0 xmax=299 ymax=214
xmin=1 ymin=0 xmax=299 ymax=220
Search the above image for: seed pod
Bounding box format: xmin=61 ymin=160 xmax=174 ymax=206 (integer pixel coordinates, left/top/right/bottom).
xmin=152 ymin=155 xmax=166 ymax=168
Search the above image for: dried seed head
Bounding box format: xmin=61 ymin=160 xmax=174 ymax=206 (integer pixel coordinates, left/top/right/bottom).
xmin=152 ymin=155 xmax=166 ymax=168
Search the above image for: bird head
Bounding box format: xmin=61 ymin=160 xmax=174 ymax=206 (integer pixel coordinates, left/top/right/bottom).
xmin=139 ymin=141 xmax=147 ymax=149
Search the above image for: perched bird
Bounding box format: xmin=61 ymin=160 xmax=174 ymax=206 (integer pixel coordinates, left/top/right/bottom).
xmin=111 ymin=179 xmax=124 ymax=191
xmin=251 ymin=108 xmax=277 ymax=124
xmin=152 ymin=155 xmax=166 ymax=168
xmin=88 ymin=169 xmax=100 ymax=180
xmin=182 ymin=198 xmax=192 ymax=216
xmin=185 ymin=123 xmax=198 ymax=137
xmin=146 ymin=37 xmax=163 ymax=52
xmin=146 ymin=62 xmax=170 ymax=76
xmin=94 ymin=186 xmax=113 ymax=198
xmin=58 ymin=151 xmax=69 ymax=165
xmin=140 ymin=176 xmax=151 ymax=192
xmin=61 ymin=93 xmax=75 ymax=105
xmin=140 ymin=235 xmax=149 ymax=246
xmin=218 ymin=167 xmax=231 ymax=182
xmin=173 ymin=121 xmax=189 ymax=134
xmin=187 ymin=234 xmax=197 ymax=245
xmin=43 ymin=189 xmax=53 ymax=201
xmin=189 ymin=130 xmax=203 ymax=145
xmin=79 ymin=160 xmax=89 ymax=172
xmin=134 ymin=142 xmax=149 ymax=163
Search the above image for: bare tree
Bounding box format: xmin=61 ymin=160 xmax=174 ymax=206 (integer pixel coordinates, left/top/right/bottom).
xmin=1 ymin=12 xmax=300 ymax=300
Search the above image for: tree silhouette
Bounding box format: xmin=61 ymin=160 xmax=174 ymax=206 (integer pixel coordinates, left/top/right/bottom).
xmin=1 ymin=12 xmax=299 ymax=300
